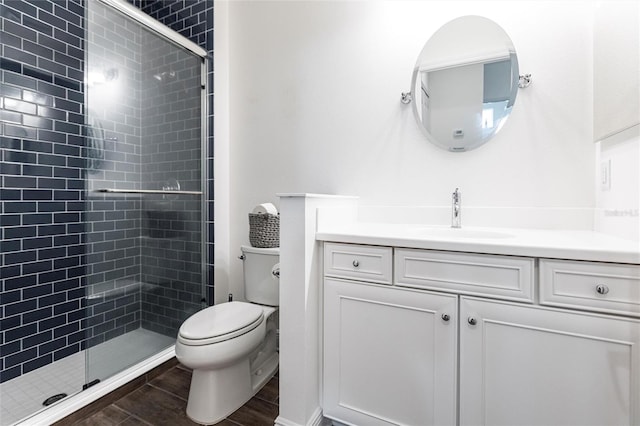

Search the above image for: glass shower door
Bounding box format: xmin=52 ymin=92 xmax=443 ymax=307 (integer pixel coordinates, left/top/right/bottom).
xmin=84 ymin=0 xmax=205 ymax=384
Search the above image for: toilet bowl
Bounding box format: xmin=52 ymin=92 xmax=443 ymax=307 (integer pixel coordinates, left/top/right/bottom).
xmin=175 ymin=246 xmax=279 ymax=425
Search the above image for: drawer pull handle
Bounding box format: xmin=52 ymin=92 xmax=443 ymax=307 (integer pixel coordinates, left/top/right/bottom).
xmin=468 ymin=317 xmax=477 ymax=326
xmin=441 ymin=314 xmax=450 ymax=322
xmin=352 ymin=260 xmax=360 ymax=268
xmin=595 ymin=284 xmax=609 ymax=295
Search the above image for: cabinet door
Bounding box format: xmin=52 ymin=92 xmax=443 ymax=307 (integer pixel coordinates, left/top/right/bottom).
xmin=460 ymin=296 xmax=640 ymax=426
xmin=323 ymin=278 xmax=458 ymax=426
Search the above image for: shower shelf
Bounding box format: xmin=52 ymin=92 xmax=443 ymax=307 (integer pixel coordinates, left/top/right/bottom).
xmin=95 ymin=188 xmax=202 ymax=195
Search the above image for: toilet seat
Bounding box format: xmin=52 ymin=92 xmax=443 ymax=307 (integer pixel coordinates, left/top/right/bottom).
xmin=178 ymin=301 xmax=264 ymax=346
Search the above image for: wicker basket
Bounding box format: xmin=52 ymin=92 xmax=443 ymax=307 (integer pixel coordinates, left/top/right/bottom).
xmin=248 ymin=213 xmax=280 ymax=248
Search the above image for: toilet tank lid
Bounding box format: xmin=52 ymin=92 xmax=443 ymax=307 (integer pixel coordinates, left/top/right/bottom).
xmin=241 ymin=245 xmax=279 ymax=255
xmin=179 ymin=301 xmax=264 ymax=340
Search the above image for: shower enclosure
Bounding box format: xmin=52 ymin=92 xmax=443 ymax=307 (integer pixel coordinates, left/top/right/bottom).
xmin=84 ymin=0 xmax=207 ymax=383
xmin=0 ymin=0 xmax=207 ymax=423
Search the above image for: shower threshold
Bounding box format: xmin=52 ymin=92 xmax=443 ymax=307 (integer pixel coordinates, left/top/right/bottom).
xmin=0 ymin=328 xmax=174 ymax=425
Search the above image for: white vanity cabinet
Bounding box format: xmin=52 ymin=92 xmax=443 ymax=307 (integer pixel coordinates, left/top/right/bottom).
xmin=459 ymin=296 xmax=640 ymax=426
xmin=394 ymin=248 xmax=534 ymax=303
xmin=323 ymin=279 xmax=457 ymax=426
xmin=321 ymin=242 xmax=640 ymax=426
xmin=322 ymin=244 xmax=458 ymax=426
xmin=540 ymin=258 xmax=640 ymax=317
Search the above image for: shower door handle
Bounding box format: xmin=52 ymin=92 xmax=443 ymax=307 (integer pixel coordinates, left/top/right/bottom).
xmin=96 ymin=188 xmax=202 ymax=195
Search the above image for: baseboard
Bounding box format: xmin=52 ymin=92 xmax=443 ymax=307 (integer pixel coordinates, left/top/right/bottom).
xmin=275 ymin=406 xmax=324 ymax=426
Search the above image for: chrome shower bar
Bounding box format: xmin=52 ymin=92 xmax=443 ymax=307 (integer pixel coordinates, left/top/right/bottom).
xmin=96 ymin=188 xmax=202 ymax=195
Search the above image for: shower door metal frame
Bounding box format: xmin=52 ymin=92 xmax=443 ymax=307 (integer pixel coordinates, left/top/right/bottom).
xmin=97 ymin=0 xmax=207 ymax=58
xmin=93 ymin=0 xmax=210 ymax=303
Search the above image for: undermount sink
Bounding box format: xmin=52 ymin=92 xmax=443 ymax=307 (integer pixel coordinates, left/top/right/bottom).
xmin=415 ymin=227 xmax=514 ymax=239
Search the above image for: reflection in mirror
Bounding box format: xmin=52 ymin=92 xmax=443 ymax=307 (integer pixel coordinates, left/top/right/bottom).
xmin=412 ymin=16 xmax=519 ymax=152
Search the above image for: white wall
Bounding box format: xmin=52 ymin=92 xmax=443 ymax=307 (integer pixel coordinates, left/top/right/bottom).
xmin=591 ymin=0 xmax=640 ymax=243
xmin=595 ymin=126 xmax=640 ymax=241
xmin=593 ymin=0 xmax=639 ymax=141
xmin=218 ymin=1 xmax=596 ymax=299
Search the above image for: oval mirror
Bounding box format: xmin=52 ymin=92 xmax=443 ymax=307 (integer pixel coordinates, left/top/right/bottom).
xmin=411 ymin=16 xmax=519 ymax=151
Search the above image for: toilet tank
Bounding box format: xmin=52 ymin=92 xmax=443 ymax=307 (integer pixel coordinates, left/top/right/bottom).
xmin=241 ymin=245 xmax=279 ymax=306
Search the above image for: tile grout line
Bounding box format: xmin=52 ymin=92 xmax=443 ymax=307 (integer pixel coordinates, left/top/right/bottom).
xmin=108 ymin=404 xmax=154 ymax=426
xmin=109 ymin=385 xmax=164 ymax=426
xmin=116 ymin=411 xmax=155 ymax=426
xmin=145 ymin=380 xmax=189 ymax=402
xmin=252 ymin=395 xmax=279 ymax=407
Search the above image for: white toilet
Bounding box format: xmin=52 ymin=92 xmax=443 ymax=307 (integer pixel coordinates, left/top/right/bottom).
xmin=175 ymin=245 xmax=280 ymax=425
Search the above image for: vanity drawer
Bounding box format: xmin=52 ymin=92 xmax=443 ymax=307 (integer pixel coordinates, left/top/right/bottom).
xmin=540 ymin=259 xmax=640 ymax=317
xmin=324 ymin=243 xmax=392 ymax=284
xmin=394 ymin=248 xmax=534 ymax=302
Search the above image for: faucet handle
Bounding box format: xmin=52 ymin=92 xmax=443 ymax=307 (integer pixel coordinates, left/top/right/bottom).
xmin=452 ymin=187 xmax=461 ymax=201
xmin=451 ymin=188 xmax=462 ymax=228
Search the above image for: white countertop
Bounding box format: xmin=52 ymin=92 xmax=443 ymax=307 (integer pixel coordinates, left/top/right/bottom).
xmin=316 ymin=223 xmax=640 ymax=264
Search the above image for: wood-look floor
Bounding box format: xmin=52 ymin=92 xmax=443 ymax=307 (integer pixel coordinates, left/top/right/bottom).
xmin=74 ymin=364 xmax=279 ymax=426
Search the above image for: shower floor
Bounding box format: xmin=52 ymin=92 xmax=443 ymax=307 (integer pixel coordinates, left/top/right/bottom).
xmin=0 ymin=328 xmax=174 ymax=426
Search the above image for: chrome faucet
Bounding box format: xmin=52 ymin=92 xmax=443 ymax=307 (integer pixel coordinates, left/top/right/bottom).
xmin=452 ymin=188 xmax=461 ymax=228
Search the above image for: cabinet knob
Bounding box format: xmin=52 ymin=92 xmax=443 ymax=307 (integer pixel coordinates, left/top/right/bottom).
xmin=595 ymin=284 xmax=609 ymax=295
xmin=441 ymin=314 xmax=450 ymax=322
xmin=352 ymin=260 xmax=360 ymax=268
xmin=467 ymin=317 xmax=477 ymax=326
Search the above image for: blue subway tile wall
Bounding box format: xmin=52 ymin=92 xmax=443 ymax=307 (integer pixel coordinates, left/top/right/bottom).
xmin=84 ymin=0 xmax=209 ymax=344
xmin=83 ymin=0 xmax=144 ymax=351
xmin=130 ymin=0 xmax=214 ymax=306
xmin=137 ymin=26 xmax=204 ymax=335
xmin=1 ymin=0 xmax=212 ymax=385
xmin=0 ymin=0 xmax=86 ymax=383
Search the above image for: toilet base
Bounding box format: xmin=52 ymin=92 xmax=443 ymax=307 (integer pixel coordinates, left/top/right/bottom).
xmin=185 ymin=352 xmax=279 ymax=425
xmin=179 ymin=306 xmax=279 ymax=425
xmin=186 ymin=359 xmax=250 ymax=425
